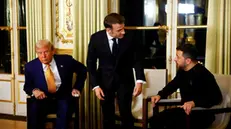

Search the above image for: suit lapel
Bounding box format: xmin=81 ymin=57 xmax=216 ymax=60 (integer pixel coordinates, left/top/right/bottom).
xmin=117 ymin=38 xmax=128 ymax=59
xmin=53 ymin=55 xmax=64 ymax=82
xmin=36 ymin=59 xmax=48 ymax=90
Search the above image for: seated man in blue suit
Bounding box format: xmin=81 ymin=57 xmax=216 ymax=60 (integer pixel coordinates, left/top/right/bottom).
xmin=24 ymin=39 xmax=87 ymax=129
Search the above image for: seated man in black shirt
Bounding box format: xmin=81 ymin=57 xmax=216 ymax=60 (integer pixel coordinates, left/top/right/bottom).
xmin=151 ymin=44 xmax=222 ymax=129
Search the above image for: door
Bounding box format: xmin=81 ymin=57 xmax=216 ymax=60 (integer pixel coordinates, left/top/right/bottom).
xmin=14 ymin=0 xmax=27 ymax=116
xmin=110 ymin=0 xmax=208 ymax=80
xmin=0 ymin=0 xmax=27 ymax=116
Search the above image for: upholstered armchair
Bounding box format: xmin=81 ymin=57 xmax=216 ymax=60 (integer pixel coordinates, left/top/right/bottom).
xmin=115 ymin=69 xmax=167 ymax=129
xmin=143 ymin=74 xmax=231 ymax=129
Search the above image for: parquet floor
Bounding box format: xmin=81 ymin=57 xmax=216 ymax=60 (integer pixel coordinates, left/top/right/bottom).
xmin=0 ymin=119 xmax=26 ymax=129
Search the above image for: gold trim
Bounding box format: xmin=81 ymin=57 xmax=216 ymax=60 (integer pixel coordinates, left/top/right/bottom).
xmin=17 ymin=26 xmax=26 ymax=29
xmin=10 ymin=0 xmax=15 ymax=107
xmin=0 ymin=79 xmax=11 ymax=82
xmin=55 ymin=48 xmax=73 ymax=55
xmin=125 ymin=25 xmax=207 ymax=30
xmin=0 ymin=100 xmax=12 ymax=102
xmin=125 ymin=26 xmax=169 ymax=31
xmin=17 ymin=81 xmax=26 ymax=104
xmin=125 ymin=26 xmax=160 ymax=30
xmin=0 ymin=26 xmax=13 ymax=31
xmin=177 ymin=25 xmax=207 ymax=29
xmin=56 ymin=32 xmax=73 ymax=43
xmin=55 ymin=0 xmax=73 ymax=44
xmin=18 ymin=102 xmax=26 ymax=104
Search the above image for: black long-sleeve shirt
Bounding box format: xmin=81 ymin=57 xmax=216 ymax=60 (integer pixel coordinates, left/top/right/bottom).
xmin=158 ymin=63 xmax=222 ymax=108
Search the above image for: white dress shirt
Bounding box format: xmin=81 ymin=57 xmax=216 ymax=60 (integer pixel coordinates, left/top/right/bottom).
xmin=107 ymin=32 xmax=118 ymax=53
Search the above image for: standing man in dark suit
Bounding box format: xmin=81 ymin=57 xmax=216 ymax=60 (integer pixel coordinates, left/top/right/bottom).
xmin=24 ymin=39 xmax=87 ymax=129
xmin=87 ymin=13 xmax=146 ymax=129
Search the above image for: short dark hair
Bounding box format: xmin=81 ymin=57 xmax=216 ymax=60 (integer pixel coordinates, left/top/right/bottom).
xmin=176 ymin=44 xmax=198 ymax=61
xmin=104 ymin=13 xmax=125 ymax=28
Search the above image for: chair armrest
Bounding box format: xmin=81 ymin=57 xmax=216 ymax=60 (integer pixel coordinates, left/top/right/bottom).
xmin=155 ymin=98 xmax=231 ymax=114
xmin=157 ymin=98 xmax=182 ymax=106
xmin=27 ymin=95 xmax=32 ymax=98
xmin=141 ymin=98 xmax=182 ymax=129
xmin=144 ymin=98 xmax=182 ymax=106
xmin=142 ymin=97 xmax=231 ymax=129
xmin=145 ymin=97 xmax=231 ymax=114
xmin=26 ymin=95 xmax=36 ymax=102
xmin=192 ymin=107 xmax=231 ymax=114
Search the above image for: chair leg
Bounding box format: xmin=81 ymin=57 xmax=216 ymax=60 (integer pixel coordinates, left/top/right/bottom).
xmin=74 ymin=98 xmax=79 ymax=129
xmin=186 ymin=115 xmax=190 ymax=129
xmin=142 ymin=98 xmax=148 ymax=129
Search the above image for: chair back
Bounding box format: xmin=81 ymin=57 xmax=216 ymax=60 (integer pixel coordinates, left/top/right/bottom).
xmin=209 ymin=74 xmax=231 ymax=129
xmin=132 ymin=69 xmax=167 ymax=119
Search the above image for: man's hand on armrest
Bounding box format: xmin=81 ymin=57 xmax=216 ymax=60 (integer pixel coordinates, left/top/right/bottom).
xmin=72 ymin=89 xmax=80 ymax=97
xmin=32 ymin=89 xmax=46 ymax=99
xmin=149 ymin=97 xmax=181 ymax=106
xmin=180 ymin=101 xmax=195 ymax=115
xmin=151 ymin=95 xmax=161 ymax=107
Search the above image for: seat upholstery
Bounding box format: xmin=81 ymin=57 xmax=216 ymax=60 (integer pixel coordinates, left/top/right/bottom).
xmin=131 ymin=69 xmax=167 ymax=120
xmin=208 ymin=74 xmax=231 ymax=129
xmin=115 ymin=69 xmax=167 ymax=129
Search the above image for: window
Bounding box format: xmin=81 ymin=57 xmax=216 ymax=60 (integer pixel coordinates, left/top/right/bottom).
xmin=0 ymin=0 xmax=11 ymax=73
xmin=120 ymin=0 xmax=208 ymax=70
xmin=0 ymin=0 xmax=27 ymax=74
xmin=120 ymin=0 xmax=167 ymax=69
xmin=18 ymin=0 xmax=27 ymax=74
xmin=177 ymin=0 xmax=208 ymax=64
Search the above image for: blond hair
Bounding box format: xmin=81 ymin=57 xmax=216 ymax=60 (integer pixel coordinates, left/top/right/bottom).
xmin=35 ymin=39 xmax=54 ymax=50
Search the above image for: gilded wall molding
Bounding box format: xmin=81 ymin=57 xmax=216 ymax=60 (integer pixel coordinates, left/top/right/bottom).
xmin=56 ymin=49 xmax=73 ymax=55
xmin=55 ymin=0 xmax=74 ymax=46
xmin=18 ymin=81 xmax=26 ymax=104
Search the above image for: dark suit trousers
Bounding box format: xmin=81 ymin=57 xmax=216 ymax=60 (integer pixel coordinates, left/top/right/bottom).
xmin=150 ymin=108 xmax=215 ymax=129
xmin=101 ymin=84 xmax=134 ymax=129
xmin=27 ymin=96 xmax=73 ymax=129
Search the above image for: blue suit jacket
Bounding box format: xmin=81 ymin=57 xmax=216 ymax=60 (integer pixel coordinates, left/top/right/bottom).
xmin=24 ymin=54 xmax=87 ymax=98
